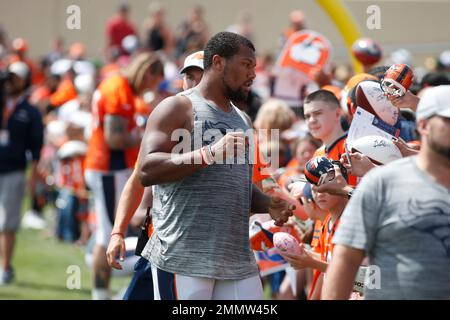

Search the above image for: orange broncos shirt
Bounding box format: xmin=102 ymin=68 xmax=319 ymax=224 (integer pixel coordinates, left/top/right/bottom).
xmin=308 ymin=214 xmax=341 ymax=300
xmin=85 ymin=74 xmax=139 ymax=172
xmin=50 ymin=78 xmax=78 ymax=107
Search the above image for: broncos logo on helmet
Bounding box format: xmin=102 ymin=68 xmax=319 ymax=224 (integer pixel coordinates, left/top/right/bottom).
xmin=304 ymin=156 xmax=349 ymax=186
xmin=304 ymin=156 xmax=334 ymax=185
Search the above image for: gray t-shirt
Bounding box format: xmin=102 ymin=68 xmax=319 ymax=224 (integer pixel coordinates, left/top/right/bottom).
xmin=141 ymin=89 xmax=259 ymax=280
xmin=333 ymin=156 xmax=450 ymax=299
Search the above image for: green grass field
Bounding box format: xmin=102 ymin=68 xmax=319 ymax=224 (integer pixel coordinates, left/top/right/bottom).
xmin=0 ymin=194 xmax=132 ymax=300
xmin=0 ymin=227 xmax=132 ymax=300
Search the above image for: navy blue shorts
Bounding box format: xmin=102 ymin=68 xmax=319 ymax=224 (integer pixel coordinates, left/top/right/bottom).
xmin=122 ymin=257 xmax=154 ymax=300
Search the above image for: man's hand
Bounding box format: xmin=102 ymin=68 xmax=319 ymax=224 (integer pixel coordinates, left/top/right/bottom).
xmin=386 ymin=91 xmax=420 ymax=111
xmin=281 ymin=246 xmax=316 ymax=270
xmin=392 ymin=138 xmax=419 ymax=157
xmin=210 ymin=131 xmax=247 ymax=164
xmin=106 ymin=234 xmax=126 ymax=270
xmin=268 ymin=196 xmax=294 ymax=226
xmin=312 ymin=164 xmax=353 ymax=197
xmin=340 ymin=151 xmax=376 ymax=177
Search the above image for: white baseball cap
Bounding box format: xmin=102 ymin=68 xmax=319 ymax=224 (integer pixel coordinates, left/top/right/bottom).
xmin=74 ymin=74 xmax=95 ymax=94
xmin=180 ymin=51 xmax=204 ymax=74
xmin=8 ymin=61 xmax=29 ymax=79
xmin=416 ymin=85 xmax=450 ymax=120
xmin=439 ymin=50 xmax=450 ymax=68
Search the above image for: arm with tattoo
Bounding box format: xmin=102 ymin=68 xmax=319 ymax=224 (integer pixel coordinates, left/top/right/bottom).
xmin=104 ymin=115 xmax=141 ymax=150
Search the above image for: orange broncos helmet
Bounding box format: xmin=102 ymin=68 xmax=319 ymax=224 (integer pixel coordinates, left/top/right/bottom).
xmin=381 ymin=63 xmax=414 ymax=97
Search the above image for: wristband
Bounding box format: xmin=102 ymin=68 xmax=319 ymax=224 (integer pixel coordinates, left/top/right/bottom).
xmin=110 ymin=232 xmax=124 ymax=238
xmin=199 ymin=148 xmax=208 ymax=167
xmin=201 ymin=145 xmax=215 ymax=165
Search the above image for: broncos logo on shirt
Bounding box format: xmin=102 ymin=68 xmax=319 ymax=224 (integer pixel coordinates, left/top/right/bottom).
xmin=202 ymin=120 xmax=233 ymax=138
xmin=400 ymin=198 xmax=450 ymax=257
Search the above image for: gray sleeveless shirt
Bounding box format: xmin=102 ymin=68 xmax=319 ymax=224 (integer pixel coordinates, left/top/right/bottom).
xmin=141 ymin=88 xmax=259 ymax=280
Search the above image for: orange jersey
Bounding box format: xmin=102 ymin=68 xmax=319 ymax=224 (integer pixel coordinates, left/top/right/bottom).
xmin=308 ymin=214 xmax=341 ymax=300
xmin=310 ymin=219 xmax=322 ymax=248
xmin=313 ymin=134 xmax=357 ymax=186
xmin=50 ymin=78 xmax=78 ymax=107
xmin=100 ymin=62 xmax=120 ymax=81
xmin=134 ymin=96 xmax=151 ymax=117
xmin=316 ymin=214 xmax=341 ymax=263
xmin=286 ymin=158 xmax=299 ymax=169
xmin=308 ymin=219 xmax=323 ymax=300
xmin=57 ymin=155 xmax=87 ymax=196
xmin=85 ymin=75 xmax=139 ymax=172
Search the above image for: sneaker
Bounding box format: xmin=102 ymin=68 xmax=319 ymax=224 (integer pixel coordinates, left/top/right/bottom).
xmin=0 ymin=268 xmax=15 ymax=285
xmin=21 ymin=210 xmax=47 ymax=230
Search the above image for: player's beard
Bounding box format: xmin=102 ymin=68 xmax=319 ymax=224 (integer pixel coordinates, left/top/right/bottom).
xmin=428 ymin=130 xmax=450 ymax=160
xmin=222 ymin=65 xmax=248 ymax=102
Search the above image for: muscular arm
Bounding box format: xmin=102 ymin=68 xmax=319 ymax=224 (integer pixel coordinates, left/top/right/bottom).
xmin=321 ymin=244 xmax=364 ymax=300
xmin=104 ymin=115 xmax=140 ymax=150
xmin=138 ymin=95 xmax=204 ymax=186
